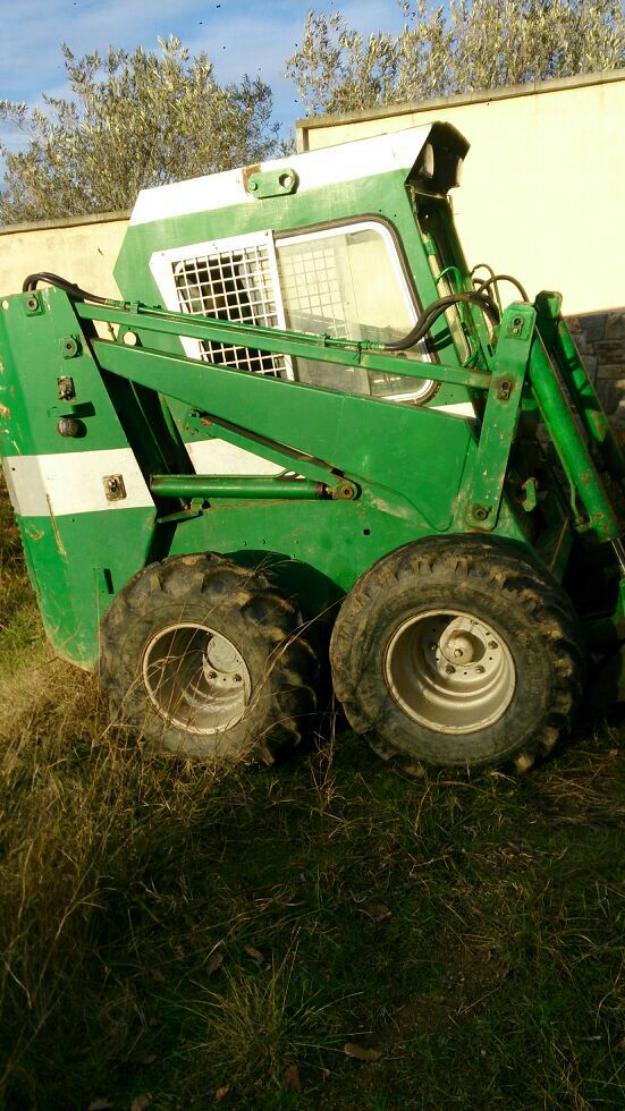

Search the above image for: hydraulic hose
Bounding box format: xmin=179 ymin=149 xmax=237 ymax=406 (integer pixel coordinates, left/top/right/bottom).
xmin=471 ymin=262 xmax=496 ymax=283
xmin=381 ymin=290 xmax=500 ymax=352
xmin=475 ymin=266 xmax=528 ymax=302
xmin=22 ymin=272 xmax=110 ymax=305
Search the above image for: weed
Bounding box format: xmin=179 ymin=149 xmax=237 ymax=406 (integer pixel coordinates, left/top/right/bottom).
xmin=186 ymin=944 xmax=347 ymax=1097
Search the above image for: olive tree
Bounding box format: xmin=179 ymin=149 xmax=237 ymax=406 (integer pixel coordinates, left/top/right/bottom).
xmin=0 ymin=36 xmax=280 ymax=224
xmin=286 ymin=0 xmax=625 ymax=116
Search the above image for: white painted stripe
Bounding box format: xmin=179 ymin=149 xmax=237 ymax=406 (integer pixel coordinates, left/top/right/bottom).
xmin=3 ymin=448 xmax=154 ymax=518
xmin=430 ymin=401 xmax=476 ymax=418
xmin=186 ymin=438 xmax=284 ymax=476
xmin=129 ymin=125 xmax=432 ymax=227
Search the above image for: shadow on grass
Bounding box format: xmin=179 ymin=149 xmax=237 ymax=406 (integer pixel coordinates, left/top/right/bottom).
xmin=2 ymin=679 xmax=625 ymax=1110
xmin=2 ymin=476 xmax=625 ymax=1109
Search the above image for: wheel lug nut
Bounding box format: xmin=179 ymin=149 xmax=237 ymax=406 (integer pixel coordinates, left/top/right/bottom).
xmin=445 ymin=664 xmax=455 ymax=675
xmin=488 ymin=641 xmax=498 ymax=650
xmin=476 ymin=665 xmax=485 ymax=674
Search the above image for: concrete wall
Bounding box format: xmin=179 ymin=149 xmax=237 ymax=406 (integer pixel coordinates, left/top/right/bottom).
xmin=0 ymin=211 xmax=128 ymax=301
xmin=297 ymin=70 xmax=625 ymax=317
xmin=297 ymin=69 xmax=625 ymax=420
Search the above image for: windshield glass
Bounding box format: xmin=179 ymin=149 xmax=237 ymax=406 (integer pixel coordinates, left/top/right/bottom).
xmin=276 ymin=222 xmax=434 ymax=401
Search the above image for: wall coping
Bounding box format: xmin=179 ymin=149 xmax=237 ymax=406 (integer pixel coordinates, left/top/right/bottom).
xmin=0 ymin=209 xmax=129 ymax=237
xmin=296 ymin=67 xmax=625 ymax=145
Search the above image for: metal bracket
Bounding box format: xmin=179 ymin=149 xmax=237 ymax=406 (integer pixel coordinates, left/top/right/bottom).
xmin=466 ymin=303 xmax=536 ymax=530
xmin=496 ymin=377 xmax=514 ymax=402
xmin=505 ymin=312 xmax=532 ymax=340
xmin=246 ymin=168 xmax=299 ymax=199
xmin=61 ymin=336 xmax=80 ymax=358
xmin=23 ymin=292 xmax=43 ymax=316
xmin=328 ymin=478 xmax=359 ymax=500
xmin=103 ymin=474 xmax=127 ymax=502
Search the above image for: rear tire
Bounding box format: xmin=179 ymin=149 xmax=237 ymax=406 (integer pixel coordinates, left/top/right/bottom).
xmin=100 ymin=553 xmax=318 ymax=763
xmin=330 ymin=536 xmax=584 ymax=773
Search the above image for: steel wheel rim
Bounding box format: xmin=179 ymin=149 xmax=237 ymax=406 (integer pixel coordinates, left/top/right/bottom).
xmin=384 ymin=608 xmax=516 ymax=734
xmin=142 ymin=623 xmax=251 ymax=735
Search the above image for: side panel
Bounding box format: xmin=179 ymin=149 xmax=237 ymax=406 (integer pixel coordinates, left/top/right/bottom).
xmin=0 ymin=294 xmax=157 ymax=666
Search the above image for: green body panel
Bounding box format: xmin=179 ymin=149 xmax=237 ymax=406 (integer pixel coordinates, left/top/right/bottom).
xmin=0 ymin=291 xmax=157 ymax=667
xmin=93 ymin=339 xmax=474 ymax=532
xmin=0 ymin=291 xmax=131 ymax=455
xmin=15 ymin=509 xmax=156 ymax=667
xmin=116 ymin=172 xmax=443 ymax=322
xmin=0 ymin=283 xmax=603 ymax=668
xmin=1 ymin=130 xmax=624 ymax=679
xmin=463 ymin=305 xmax=534 ymax=530
xmin=161 ymin=495 xmax=526 ymax=615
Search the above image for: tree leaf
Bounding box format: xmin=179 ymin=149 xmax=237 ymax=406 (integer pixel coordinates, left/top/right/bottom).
xmin=362 ymin=904 xmax=392 ymax=922
xmin=0 ymin=36 xmax=280 ymax=224
xmin=128 ymin=1049 xmax=157 ymax=1066
xmin=285 ymin=3 xmax=625 ymax=118
xmin=243 ymin=945 xmax=264 ymax=963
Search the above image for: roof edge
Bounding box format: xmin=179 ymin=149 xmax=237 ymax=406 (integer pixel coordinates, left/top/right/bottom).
xmin=128 ymin=124 xmax=435 ymax=228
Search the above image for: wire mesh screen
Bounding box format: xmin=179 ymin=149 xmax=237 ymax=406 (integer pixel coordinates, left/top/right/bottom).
xmin=277 ymin=238 xmax=350 ymax=338
xmin=172 ymin=242 xmax=287 ymax=377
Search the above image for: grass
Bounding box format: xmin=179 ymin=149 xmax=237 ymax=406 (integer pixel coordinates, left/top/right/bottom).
xmin=2 ymin=482 xmax=625 ymax=1108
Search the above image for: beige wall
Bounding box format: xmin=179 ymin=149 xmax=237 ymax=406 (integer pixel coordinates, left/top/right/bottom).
xmin=0 ymin=212 xmax=128 ymax=302
xmin=298 ymin=72 xmax=625 ymax=317
xmin=2 ymin=73 xmax=621 ymax=317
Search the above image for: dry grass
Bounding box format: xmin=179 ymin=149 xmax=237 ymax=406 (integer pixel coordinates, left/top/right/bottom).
xmin=0 ymin=640 xmax=227 ymax=1105
xmin=2 ymin=478 xmax=625 ymax=1108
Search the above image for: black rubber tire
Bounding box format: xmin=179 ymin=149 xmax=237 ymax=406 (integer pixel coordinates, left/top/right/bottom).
xmin=99 ymin=553 xmax=318 ymax=763
xmin=330 ymin=535 xmax=584 ymax=773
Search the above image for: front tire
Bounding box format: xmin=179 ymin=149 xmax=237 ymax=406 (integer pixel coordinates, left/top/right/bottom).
xmin=330 ymin=536 xmax=584 ymax=773
xmin=100 ymin=554 xmax=318 ymax=763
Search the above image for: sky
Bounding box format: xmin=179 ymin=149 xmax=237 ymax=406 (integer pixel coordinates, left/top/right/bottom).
xmin=0 ymin=0 xmax=408 ymax=155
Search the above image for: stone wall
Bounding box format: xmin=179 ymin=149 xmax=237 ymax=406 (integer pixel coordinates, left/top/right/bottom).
xmin=567 ymin=310 xmax=625 ymax=424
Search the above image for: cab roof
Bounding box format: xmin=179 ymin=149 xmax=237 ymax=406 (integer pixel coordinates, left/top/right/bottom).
xmin=128 ymin=122 xmax=469 ymax=228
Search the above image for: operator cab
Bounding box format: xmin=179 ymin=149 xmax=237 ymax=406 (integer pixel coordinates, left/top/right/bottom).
xmin=118 ymin=122 xmax=470 ymax=408
xmin=115 ymin=123 xmax=474 ymax=473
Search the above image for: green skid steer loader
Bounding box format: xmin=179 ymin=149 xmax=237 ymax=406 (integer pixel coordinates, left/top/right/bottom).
xmin=1 ymin=122 xmax=624 ymax=773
